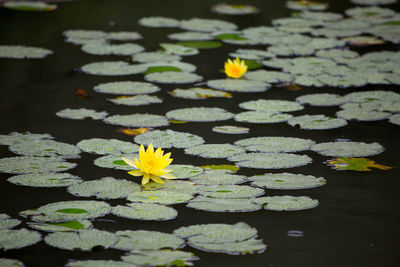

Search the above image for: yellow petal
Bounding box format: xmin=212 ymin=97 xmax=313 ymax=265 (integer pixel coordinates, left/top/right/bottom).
xmin=154 ymin=147 xmax=163 ymax=158
xmin=150 ymin=175 xmax=165 ymax=184
xmin=139 ymin=144 xmax=145 ymax=159
xmin=142 ymin=174 xmax=150 ymax=185
xmin=122 ymin=157 xmax=136 ymax=167
xmin=128 ymin=170 xmax=144 ymax=176
xmin=160 ymin=173 xmax=176 ymax=179
xmin=134 ymin=158 xmax=141 ymax=169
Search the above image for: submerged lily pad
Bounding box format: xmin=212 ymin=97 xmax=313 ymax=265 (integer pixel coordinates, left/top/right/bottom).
xmin=197 ymin=184 xmax=264 ymax=199
xmin=288 ymin=115 xmax=348 ymax=130
xmin=145 ymin=71 xmax=203 ymax=84
xmin=9 ymin=140 xmax=81 ymax=158
xmin=234 ymin=111 xmax=293 ymax=124
xmin=112 ymin=203 xmax=177 ymax=221
xmin=239 ymin=99 xmax=303 ymax=112
xmin=212 ymin=125 xmax=249 ymax=134
xmin=176 ymin=41 xmax=222 ymax=49
xmin=0 ymin=214 xmax=21 ymax=230
xmin=93 ymin=154 xmax=139 ymax=171
xmin=28 ymin=220 xmax=93 ymax=232
xmin=0 ymin=156 xmax=76 ymax=174
xmin=190 ymin=172 xmax=247 ymax=185
xmin=235 ymin=137 xmax=315 ymax=153
xmin=187 ymin=196 xmax=262 ymax=212
xmin=228 ymin=153 xmax=312 ymax=169
xmin=134 ymin=129 xmax=204 ymax=149
xmin=249 ymin=173 xmax=326 ymax=189
xmin=184 ymin=144 xmax=245 ymax=158
xmin=0 ymin=45 xmax=52 ymax=59
xmin=94 ymin=81 xmax=160 ymax=95
xmin=0 ymin=229 xmax=41 ymax=250
xmin=127 ymin=190 xmax=194 ymax=205
xmin=104 ymin=114 xmax=169 ymax=127
xmin=81 ymin=43 xmax=144 ymax=56
xmin=44 ymin=229 xmax=119 ymax=251
xmin=311 ymin=141 xmax=384 ymax=157
xmin=253 ymin=196 xmax=319 ymax=211
xmin=81 ymin=61 xmax=147 ymax=76
xmin=166 ymin=107 xmax=234 ymax=122
xmin=7 ymin=173 xmax=82 ymax=187
xmin=67 ymin=177 xmax=141 ymax=199
xmin=56 ymin=108 xmax=108 ymax=120
xmin=77 ymin=138 xmax=139 ymax=155
xmin=326 ymin=157 xmax=393 ymax=171
xmin=122 ymin=250 xmax=198 ymax=266
xmin=0 ymin=132 xmax=53 ymax=146
xmin=201 ymin=164 xmax=240 ymax=173
xmin=207 ymin=79 xmax=270 ymax=93
xmin=113 ymin=230 xmax=185 ymax=251
xmin=170 ymin=87 xmax=232 ymax=99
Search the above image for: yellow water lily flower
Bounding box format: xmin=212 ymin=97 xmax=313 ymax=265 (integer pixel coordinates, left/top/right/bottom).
xmin=224 ymin=57 xmax=248 ymax=79
xmin=122 ymin=143 xmax=176 ymax=185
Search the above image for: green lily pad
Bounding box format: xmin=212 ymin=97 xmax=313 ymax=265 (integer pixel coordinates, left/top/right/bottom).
xmin=288 ymin=115 xmax=348 ymax=130
xmin=104 ymin=114 xmax=169 ymax=127
xmin=249 ymin=173 xmax=327 ymax=189
xmin=134 ymin=129 xmax=204 ymax=149
xmin=81 ymin=61 xmax=147 ymax=76
xmin=0 ymin=45 xmax=52 ymax=59
xmin=169 ymin=87 xmax=232 ymax=99
xmin=212 ymin=125 xmax=249 ymax=134
xmin=0 ymin=131 xmax=53 ymax=146
xmin=197 ymin=184 xmax=264 ymax=199
xmin=93 ymin=154 xmax=138 ymax=170
xmin=245 ymin=70 xmax=294 ymax=83
xmin=145 ymin=66 xmax=182 ymax=74
xmin=77 ymin=138 xmax=139 ymax=155
xmin=0 ymin=258 xmax=24 ymax=267
xmin=138 ymin=16 xmax=180 ymax=28
xmin=56 ymin=108 xmax=108 ymax=120
xmin=108 ymin=95 xmax=162 ymax=106
xmin=28 ymin=220 xmax=92 ymax=232
xmin=127 ymin=190 xmax=194 ymax=205
xmin=201 ymin=164 xmax=240 ymax=173
xmin=145 ymin=71 xmax=203 ymax=84
xmin=190 ymin=238 xmax=266 ymax=255
xmin=228 ymin=152 xmax=312 ymax=169
xmin=229 ymin=49 xmax=275 ymax=60
xmin=207 ymin=79 xmax=270 ymax=93
xmin=122 ymin=250 xmax=198 ymax=266
xmin=7 ymin=173 xmax=82 ymax=187
xmin=350 ymin=0 xmax=397 ymax=4
xmin=9 ymin=140 xmax=81 ymax=158
xmin=179 ymin=18 xmax=237 ymax=32
xmin=239 ymin=99 xmax=303 ymax=112
xmin=0 ymin=229 xmax=41 ymax=250
xmin=389 ymin=113 xmax=400 ymax=126
xmin=168 ymin=31 xmax=214 ymax=41
xmin=94 ymin=81 xmax=160 ymax=95
xmin=66 ymin=260 xmax=136 ymax=267
xmin=286 ymin=1 xmax=328 ymax=11
xmin=253 ymin=196 xmax=319 ymax=211
xmin=169 ymin=164 xmax=203 ymax=178
xmin=112 ymin=203 xmax=178 ymax=221
xmin=166 ymin=107 xmax=234 ymax=122
xmin=81 ymin=43 xmax=144 ymax=56
xmin=190 ymin=172 xmax=247 ymax=185
xmin=211 ymin=4 xmax=259 ymax=15
xmin=311 ymin=141 xmax=384 ymax=157
xmin=187 ymin=196 xmax=262 ymax=212
xmin=235 ymin=111 xmax=293 ymax=124
xmin=296 ymin=93 xmax=347 ymax=106
xmin=4 ymin=1 xmax=56 ymax=11
xmin=184 ymin=144 xmax=245 ymax=158
xmin=0 ymin=156 xmax=76 ymax=174
xmin=160 ymin=43 xmax=200 ymax=56
xmin=235 ymin=137 xmax=315 ymax=153
xmin=142 ymin=180 xmax=198 ymax=195
xmin=0 ymin=214 xmax=21 ymax=230
xmin=44 ymin=229 xmax=119 ymax=251
xmin=176 ymin=41 xmax=222 ymax=49
xmin=336 ymin=107 xmax=391 ymax=121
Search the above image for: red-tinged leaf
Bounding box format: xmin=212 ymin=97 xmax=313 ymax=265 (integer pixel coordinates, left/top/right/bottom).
xmin=325 ymin=157 xmax=394 ymax=171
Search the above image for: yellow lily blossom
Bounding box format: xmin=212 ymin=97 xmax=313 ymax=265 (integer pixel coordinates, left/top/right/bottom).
xmin=122 ymin=143 xmax=176 ymax=185
xmin=224 ymin=57 xmax=248 ymax=79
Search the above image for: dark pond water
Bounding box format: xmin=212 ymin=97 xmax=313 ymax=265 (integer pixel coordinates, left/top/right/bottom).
xmin=0 ymin=0 xmax=399 ymax=266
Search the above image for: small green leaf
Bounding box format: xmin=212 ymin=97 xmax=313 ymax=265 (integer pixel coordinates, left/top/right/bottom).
xmin=215 ymin=33 xmax=247 ymax=41
xmin=176 ymin=41 xmax=222 ymax=49
xmin=48 ymin=221 xmax=85 ymax=230
xmin=56 ymin=208 xmax=88 ymax=214
xmin=244 ymin=60 xmax=262 ymax=70
xmin=171 ymin=259 xmax=186 ymax=266
xmin=113 ymin=160 xmax=129 ymax=165
xmin=145 ymin=66 xmax=183 ymax=74
xmin=216 ymin=190 xmax=232 ymax=193
xmin=383 ymin=21 xmax=400 ymax=25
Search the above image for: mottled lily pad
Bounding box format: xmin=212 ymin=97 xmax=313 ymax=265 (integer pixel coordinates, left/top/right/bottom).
xmin=7 ymin=173 xmax=82 ymax=187
xmin=180 ymin=18 xmax=237 ymax=32
xmin=93 ymin=154 xmax=139 ymax=171
xmin=184 ymin=144 xmax=245 ymax=158
xmin=176 ymin=41 xmax=222 ymax=49
xmin=56 ymin=108 xmax=108 ymax=120
xmin=336 ymin=108 xmax=391 ymax=121
xmin=0 ymin=214 xmax=21 ymax=230
xmin=9 ymin=140 xmax=81 ymax=158
xmin=108 ymin=95 xmax=162 ymax=106
xmin=28 ymin=220 xmax=93 ymax=232
xmin=191 ymin=238 xmax=266 ymax=255
xmin=286 ymin=1 xmax=328 ymax=10
xmin=67 ymin=177 xmax=141 ymax=199
xmin=122 ymin=250 xmax=198 ymax=266
xmin=0 ymin=258 xmax=24 ymax=267
xmin=244 ymin=70 xmax=294 ymax=83
xmin=168 ymin=31 xmax=214 ymax=41
xmin=296 ymin=93 xmax=347 ymax=106
xmin=104 ymin=114 xmax=169 ymax=127
xmin=207 ymin=79 xmax=270 ymax=93
xmin=235 ymin=137 xmax=315 ymax=153
xmin=77 ymin=138 xmax=139 ymax=155
xmin=0 ymin=156 xmax=76 ymax=174
xmin=112 ymin=203 xmax=177 ymax=221
xmin=234 ymin=111 xmax=293 ymax=124
xmin=170 ymin=87 xmax=232 ymax=99
xmin=253 ymin=196 xmax=319 ymax=211
xmin=190 ymin=172 xmax=247 ymax=185
xmin=138 ymin=16 xmax=180 ymax=28
xmin=212 ymin=125 xmax=249 ymax=134
xmin=311 ymin=141 xmax=384 ymax=157
xmin=94 ymin=81 xmax=160 ymax=95
xmin=160 ymin=43 xmax=200 ymax=56
xmin=0 ymin=45 xmax=52 ymax=59
xmin=134 ymin=129 xmax=204 ymax=149
xmin=81 ymin=43 xmax=144 ymax=56
xmin=228 ymin=153 xmax=312 ymax=169
xmin=113 ymin=230 xmax=185 ymax=251
xmin=0 ymin=132 xmax=53 ymax=146
xmin=81 ymin=61 xmax=147 ymax=76
xmin=66 ymin=260 xmax=136 ymax=267
xmin=142 ymin=180 xmax=198 ymax=195
xmin=0 ymin=229 xmax=41 ymax=250
xmin=166 ymin=107 xmax=234 ymax=122
xmin=229 ymin=49 xmax=275 ymax=60
xmin=239 ymin=99 xmax=303 ymax=112
xmin=288 ymin=115 xmax=348 ymax=130
xmin=145 ymin=71 xmax=203 ymax=84
xmin=187 ymin=196 xmax=261 ymax=212
xmin=197 ymin=184 xmax=264 ymax=199
xmin=211 ymin=4 xmax=259 ymax=15
xmin=127 ymin=190 xmax=194 ymax=205
xmin=389 ymin=113 xmax=400 ymax=126
xmin=44 ymin=229 xmax=119 ymax=251
xmin=249 ymin=173 xmax=326 ymax=189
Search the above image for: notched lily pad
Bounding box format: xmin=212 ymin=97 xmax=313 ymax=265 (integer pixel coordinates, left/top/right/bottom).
xmin=104 ymin=114 xmax=169 ymax=127
xmin=207 ymin=79 xmax=270 ymax=93
xmin=81 ymin=43 xmax=144 ymax=56
xmin=190 ymin=172 xmax=247 ymax=185
xmin=234 ymin=111 xmax=293 ymax=124
xmin=56 ymin=108 xmax=108 ymax=120
xmin=170 ymin=87 xmax=232 ymax=100
xmin=212 ymin=125 xmax=249 ymax=134
xmin=0 ymin=228 xmax=41 ymax=250
xmin=253 ymin=196 xmax=319 ymax=211
xmin=249 ymin=173 xmax=326 ymax=189
xmin=93 ymin=154 xmax=138 ymax=171
xmin=288 ymin=115 xmax=348 ymax=130
xmin=228 ymin=153 xmax=312 ymax=169
xmin=9 ymin=140 xmax=81 ymax=158
xmin=134 ymin=129 xmax=204 ymax=149
xmin=311 ymin=141 xmax=384 ymax=157
xmin=169 ymin=164 xmax=203 ymax=179
xmin=197 ymin=184 xmax=264 ymax=199
xmin=28 ymin=220 xmax=92 ymax=232
xmin=0 ymin=131 xmax=53 ymax=146
xmin=296 ymin=93 xmax=347 ymax=106
xmin=0 ymin=214 xmax=21 ymax=230
xmin=145 ymin=71 xmax=203 ymax=84
xmin=235 ymin=137 xmax=315 ymax=153
xmin=239 ymin=99 xmax=303 ymax=112
xmin=81 ymin=61 xmax=147 ymax=76
xmin=94 ymin=81 xmax=160 ymax=95
xmin=127 ymin=190 xmax=194 ymax=205
xmin=112 ymin=203 xmax=178 ymax=221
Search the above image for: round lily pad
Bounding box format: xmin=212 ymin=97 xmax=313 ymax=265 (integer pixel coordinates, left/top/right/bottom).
xmin=93 ymin=154 xmax=139 ymax=171
xmin=104 ymin=114 xmax=169 ymax=127
xmin=77 ymin=138 xmax=139 ymax=155
xmin=132 ymin=51 xmax=181 ymax=63
xmin=112 ymin=203 xmax=177 ymax=221
xmin=228 ymin=153 xmax=312 ymax=169
xmin=187 ymin=196 xmax=262 ymax=212
xmin=168 ymin=164 xmax=203 ymax=178
xmin=56 ymin=108 xmax=108 ymax=120
xmin=113 ymin=230 xmax=185 ymax=251
xmin=168 ymin=31 xmax=214 ymax=41
xmin=0 ymin=156 xmax=76 ymax=174
xmin=28 ymin=220 xmax=93 ymax=232
xmin=389 ymin=113 xmax=400 ymax=126
xmin=286 ymin=1 xmax=328 ymax=10
xmin=160 ymin=43 xmax=200 ymax=56
xmin=310 ymin=141 xmax=384 ymax=157
xmin=127 ymin=190 xmax=194 ymax=205
xmin=0 ymin=214 xmax=21 ymax=230
xmin=190 ymin=172 xmax=247 ymax=185
xmin=253 ymin=196 xmax=319 ymax=211
xmin=180 ymin=18 xmax=237 ymax=32
xmin=81 ymin=61 xmax=147 ymax=76
xmin=287 ymin=115 xmax=348 ymax=130
xmin=192 ymin=238 xmax=266 ymax=255
xmin=197 ymin=184 xmax=264 ymax=199
xmin=44 ymin=229 xmax=119 ymax=251
xmin=0 ymin=131 xmax=53 ymax=146
xmin=211 ymin=4 xmax=259 ymax=15
xmin=142 ymin=180 xmax=198 ymax=195
xmin=207 ymin=79 xmax=270 ymax=93
xmin=108 ymin=95 xmax=162 ymax=106
xmin=0 ymin=258 xmax=24 ymax=267
xmin=143 ymin=61 xmax=197 ymax=73
xmin=239 ymin=99 xmax=303 ymax=112
xmin=235 ymin=137 xmax=315 ymax=153
xmin=249 ymin=173 xmax=326 ymax=190
xmin=134 ymin=129 xmax=204 ymax=149
xmin=9 ymin=140 xmax=81 ymax=158
xmin=63 ymin=29 xmax=106 ymax=40
xmin=0 ymin=45 xmax=52 ymax=59
xmin=212 ymin=125 xmax=249 ymax=134
xmin=81 ymin=43 xmax=144 ymax=56
xmin=244 ymin=70 xmax=294 ymax=83
xmin=66 ymin=260 xmax=136 ymax=267
xmin=234 ymin=111 xmax=293 ymax=123
xmin=169 ymin=87 xmax=231 ymax=99
xmin=106 ymin=31 xmax=142 ymax=41
xmin=296 ymin=93 xmax=347 ymax=106
xmin=7 ymin=173 xmax=82 ymax=187
xmin=299 ymin=10 xmax=343 ymax=21
xmin=0 ymin=229 xmax=41 ymax=250
xmin=345 ymin=90 xmax=400 ymax=103
xmin=184 ymin=144 xmax=245 ymax=158
xmin=336 ymin=108 xmax=391 ymax=121
xmin=138 ymin=16 xmax=180 ymax=28
xmin=122 ymin=250 xmax=198 ymax=266
xmin=67 ymin=177 xmax=141 ymax=199
xmin=94 ymin=81 xmax=160 ymax=95
xmin=229 ymin=49 xmax=275 ymax=60
xmin=166 ymin=107 xmax=234 ymax=122
xmin=144 ymin=71 xmax=203 ymax=84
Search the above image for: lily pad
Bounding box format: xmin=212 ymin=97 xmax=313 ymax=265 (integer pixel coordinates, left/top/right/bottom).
xmin=191 ymin=238 xmax=266 ymax=255
xmin=286 ymin=1 xmax=328 ymax=10
xmin=187 ymin=196 xmax=262 ymax=212
xmin=244 ymin=70 xmax=294 ymax=83
xmin=103 ymin=114 xmax=169 ymax=127
xmin=94 ymin=81 xmax=160 ymax=95
xmin=134 ymin=129 xmax=205 ymax=149
xmin=228 ymin=153 xmax=312 ymax=169
xmin=81 ymin=43 xmax=144 ymax=56
xmin=0 ymin=258 xmax=24 ymax=266
xmin=28 ymin=220 xmax=93 ymax=232
xmin=93 ymin=154 xmax=139 ymax=171
xmin=235 ymin=137 xmax=315 ymax=153
xmin=145 ymin=71 xmax=203 ymax=84
xmin=0 ymin=131 xmax=53 ymax=146
xmin=190 ymin=172 xmax=247 ymax=185
xmin=127 ymin=190 xmax=194 ymax=205
xmin=81 ymin=61 xmax=147 ymax=76
xmin=56 ymin=108 xmax=108 ymax=120
xmin=166 ymin=107 xmax=234 ymax=122
xmin=7 ymin=173 xmax=82 ymax=187
xmin=207 ymin=79 xmax=270 ymax=93
xmin=170 ymin=87 xmax=232 ymax=99
xmin=326 ymin=157 xmax=393 ymax=171
xmin=176 ymin=41 xmax=222 ymax=49
xmin=168 ymin=31 xmax=214 ymax=41
xmin=350 ymin=0 xmax=397 ymax=5
xmin=179 ymin=18 xmax=237 ymax=32
xmin=389 ymin=113 xmax=400 ymax=126
xmin=106 ymin=31 xmax=142 ymax=41
xmin=4 ymin=1 xmax=56 ymax=11
xmin=66 ymin=260 xmax=136 ymax=267
xmin=169 ymin=164 xmax=203 ymax=179
xmin=0 ymin=214 xmax=21 ymax=230
xmin=0 ymin=229 xmax=41 ymax=250
xmin=112 ymin=203 xmax=177 ymax=221
xmin=0 ymin=45 xmax=52 ymax=59
xmin=253 ymin=196 xmax=319 ymax=211
xmin=9 ymin=140 xmax=81 ymax=158
xmin=138 ymin=16 xmax=180 ymax=28
xmin=239 ymin=99 xmax=303 ymax=112
xmin=310 ymin=141 xmax=384 ymax=157
xmin=296 ymin=93 xmax=347 ymax=106
xmin=184 ymin=144 xmax=245 ymax=158
xmin=229 ymin=49 xmax=275 ymax=60
xmin=160 ymin=43 xmax=200 ymax=56
xmin=336 ymin=108 xmax=391 ymax=121
xmin=142 ymin=180 xmax=198 ymax=195
xmin=249 ymin=173 xmax=326 ymax=190
xmin=122 ymin=250 xmax=198 ymax=266
xmin=77 ymin=138 xmax=139 ymax=155
xmin=108 ymin=95 xmax=162 ymax=106
xmin=287 ymin=115 xmax=348 ymax=130
xmin=0 ymin=156 xmax=76 ymax=174
xmin=212 ymin=125 xmax=249 ymax=134
xmin=234 ymin=111 xmax=293 ymax=123
xmin=44 ymin=229 xmax=119 ymax=251
xmin=211 ymin=4 xmax=259 ymax=15
xmin=113 ymin=230 xmax=185 ymax=251
xmin=63 ymin=29 xmax=106 ymax=40
xmin=201 ymin=164 xmax=240 ymax=173
xmin=197 ymin=184 xmax=264 ymax=199
xmin=67 ymin=177 xmax=141 ymax=199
